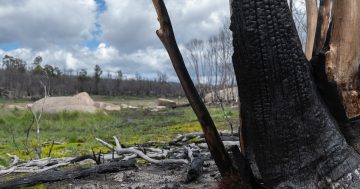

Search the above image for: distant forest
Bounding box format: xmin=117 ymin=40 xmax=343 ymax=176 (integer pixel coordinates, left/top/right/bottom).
xmin=0 ymin=55 xmax=183 ymax=99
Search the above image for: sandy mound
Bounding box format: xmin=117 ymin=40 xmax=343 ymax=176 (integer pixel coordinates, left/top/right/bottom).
xmin=29 ymin=92 xmax=121 ymax=113
xmin=30 ymin=92 xmax=97 ymax=113
xmin=205 ymin=87 xmax=238 ymax=103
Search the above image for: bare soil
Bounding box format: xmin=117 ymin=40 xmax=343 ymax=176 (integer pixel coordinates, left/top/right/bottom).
xmin=48 ymin=160 xmax=220 ymax=189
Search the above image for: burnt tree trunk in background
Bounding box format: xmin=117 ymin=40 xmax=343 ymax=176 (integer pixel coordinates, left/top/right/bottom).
xmin=231 ymin=0 xmax=360 ymax=188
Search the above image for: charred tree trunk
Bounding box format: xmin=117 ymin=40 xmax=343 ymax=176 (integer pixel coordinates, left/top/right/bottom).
xmin=231 ymin=0 xmax=360 ymax=188
xmin=0 ymin=160 xmax=136 ymax=189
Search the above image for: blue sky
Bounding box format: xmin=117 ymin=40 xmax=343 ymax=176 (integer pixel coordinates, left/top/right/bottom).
xmin=0 ymin=0 xmax=230 ymax=80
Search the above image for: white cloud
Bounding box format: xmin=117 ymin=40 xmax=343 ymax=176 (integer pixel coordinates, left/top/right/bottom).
xmin=0 ymin=43 xmax=175 ymax=79
xmin=100 ymin=0 xmax=230 ymax=52
xmin=0 ymin=0 xmax=97 ymax=49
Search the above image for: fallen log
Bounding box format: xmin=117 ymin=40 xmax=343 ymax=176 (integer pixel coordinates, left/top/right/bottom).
xmin=172 ymin=103 xmax=191 ymax=108
xmin=69 ymin=154 xmax=95 ymax=164
xmin=0 ymin=159 xmax=136 ymax=189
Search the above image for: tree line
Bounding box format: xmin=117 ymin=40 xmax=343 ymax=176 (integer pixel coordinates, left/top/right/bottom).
xmin=0 ymin=55 xmax=183 ymax=99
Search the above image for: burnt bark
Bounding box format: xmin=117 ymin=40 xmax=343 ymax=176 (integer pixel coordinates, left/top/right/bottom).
xmin=0 ymin=160 xmax=136 ymax=189
xmin=186 ymin=158 xmax=204 ymax=183
xmin=231 ymin=0 xmax=360 ymax=188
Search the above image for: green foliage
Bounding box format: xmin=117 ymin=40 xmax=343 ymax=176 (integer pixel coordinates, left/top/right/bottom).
xmin=31 ymin=56 xmax=61 ymax=77
xmin=2 ymin=55 xmax=26 ymax=73
xmin=0 ymin=156 xmax=9 ymax=167
xmin=94 ymin=64 xmax=103 ymax=82
xmin=43 ymin=64 xmax=61 ymax=77
xmin=32 ymin=65 xmax=43 ymax=75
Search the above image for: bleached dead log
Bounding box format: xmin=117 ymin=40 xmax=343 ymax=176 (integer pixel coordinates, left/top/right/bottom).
xmin=145 ymin=152 xmax=167 ymax=159
xmin=96 ymin=136 xmax=188 ymax=165
xmin=0 ymin=166 xmax=16 ymax=175
xmin=21 ymin=157 xmax=74 ymax=168
xmin=123 ymin=154 xmax=138 ymax=161
xmin=198 ymin=141 xmax=240 ymax=150
xmin=6 ymin=162 xmax=70 ymax=174
xmin=222 ymin=141 xmax=240 ymax=146
xmin=132 ymin=147 xmax=169 ymax=159
xmin=0 ymin=155 xmax=103 ymax=176
xmin=218 ymin=132 xmax=239 ymax=136
xmin=0 ymin=157 xmax=75 ymax=175
xmin=185 ymin=146 xmax=194 ymax=163
xmin=7 ymin=154 xmax=19 ymax=167
xmin=171 ymin=132 xmax=239 ymax=145
xmin=144 ymin=147 xmax=164 ymax=154
xmin=170 ymin=132 xmax=204 ymax=144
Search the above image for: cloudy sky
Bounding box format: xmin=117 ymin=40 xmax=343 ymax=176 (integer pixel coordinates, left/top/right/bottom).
xmin=0 ymin=0 xmax=230 ymax=80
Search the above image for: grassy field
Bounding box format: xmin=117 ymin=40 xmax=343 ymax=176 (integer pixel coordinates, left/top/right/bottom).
xmin=0 ymin=96 xmax=239 ymax=167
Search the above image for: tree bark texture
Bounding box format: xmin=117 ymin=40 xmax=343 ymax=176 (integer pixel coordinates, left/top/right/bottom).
xmin=231 ymin=0 xmax=360 ymax=188
xmin=305 ymin=0 xmax=318 ymax=60
xmin=325 ymin=0 xmax=360 ymax=119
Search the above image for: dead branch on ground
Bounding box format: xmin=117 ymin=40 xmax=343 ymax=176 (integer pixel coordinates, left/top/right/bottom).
xmin=96 ymin=136 xmax=188 ymax=165
xmin=0 ymin=159 xmax=136 ymax=189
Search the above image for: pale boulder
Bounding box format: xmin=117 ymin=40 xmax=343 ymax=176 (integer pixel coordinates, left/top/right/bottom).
xmin=157 ymin=98 xmax=176 ymax=107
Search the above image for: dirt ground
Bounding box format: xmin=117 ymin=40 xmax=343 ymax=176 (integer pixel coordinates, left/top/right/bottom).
xmin=48 ymin=160 xmax=220 ymax=189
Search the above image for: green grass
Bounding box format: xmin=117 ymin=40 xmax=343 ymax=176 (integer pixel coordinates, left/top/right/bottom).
xmin=0 ymin=97 xmax=239 ymax=166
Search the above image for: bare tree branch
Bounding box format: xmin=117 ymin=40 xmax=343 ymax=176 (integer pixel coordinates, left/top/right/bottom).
xmin=152 ymin=0 xmax=237 ymax=176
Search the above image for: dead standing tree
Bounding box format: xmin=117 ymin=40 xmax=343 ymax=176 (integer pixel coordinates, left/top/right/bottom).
xmin=152 ymin=0 xmax=239 ymax=178
xmin=155 ymin=0 xmax=360 ymax=188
